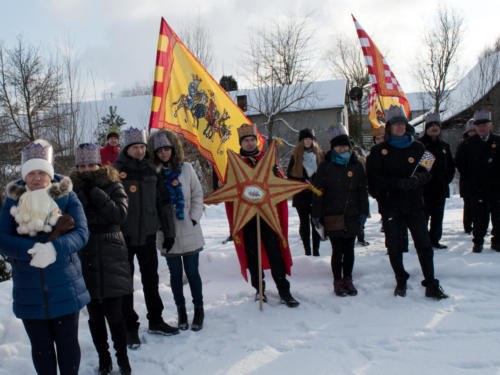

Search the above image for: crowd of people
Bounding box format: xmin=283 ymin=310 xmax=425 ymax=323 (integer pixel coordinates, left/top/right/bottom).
xmin=0 ymin=107 xmax=498 ymax=374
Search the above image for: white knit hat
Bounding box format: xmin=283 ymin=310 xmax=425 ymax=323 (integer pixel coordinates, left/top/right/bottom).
xmin=21 ymin=139 xmax=54 ymax=181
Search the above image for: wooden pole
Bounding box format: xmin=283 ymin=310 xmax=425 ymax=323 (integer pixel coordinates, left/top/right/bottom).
xmin=257 ymin=213 xmax=263 ymax=311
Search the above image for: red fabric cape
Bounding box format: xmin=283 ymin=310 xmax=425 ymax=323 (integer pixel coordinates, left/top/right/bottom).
xmin=224 ymin=152 xmax=293 ymax=281
xmin=100 ymin=144 xmax=119 ymax=166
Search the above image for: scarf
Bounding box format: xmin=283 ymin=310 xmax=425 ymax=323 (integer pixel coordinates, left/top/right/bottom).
xmin=302 ymin=151 xmax=317 ymax=178
xmin=291 ymin=142 xmax=323 ymax=179
xmin=388 ymin=135 xmax=414 ymax=149
xmin=331 ymin=150 xmax=352 ymax=165
xmin=163 ymin=164 xmax=185 ymax=220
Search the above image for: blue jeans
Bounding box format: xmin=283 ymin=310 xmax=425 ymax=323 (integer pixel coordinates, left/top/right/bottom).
xmin=166 ymin=253 xmax=203 ymax=307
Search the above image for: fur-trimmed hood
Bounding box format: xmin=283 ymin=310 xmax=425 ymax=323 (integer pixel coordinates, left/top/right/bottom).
xmin=70 ymin=165 xmax=121 ymax=192
xmin=147 ymin=129 xmax=184 ymax=168
xmin=6 ymin=175 xmax=73 ymax=202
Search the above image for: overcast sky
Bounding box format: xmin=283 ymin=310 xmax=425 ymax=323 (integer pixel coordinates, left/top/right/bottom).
xmin=0 ymin=0 xmax=498 ymax=100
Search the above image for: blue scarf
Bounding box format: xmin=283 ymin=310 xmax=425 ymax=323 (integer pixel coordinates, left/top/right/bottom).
xmin=388 ymin=135 xmax=414 ymax=149
xmin=330 ymin=150 xmax=352 ymax=165
xmin=163 ymin=165 xmax=185 ymax=220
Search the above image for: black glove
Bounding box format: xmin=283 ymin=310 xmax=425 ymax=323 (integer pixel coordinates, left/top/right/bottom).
xmin=191 ymin=219 xmax=197 ymax=226
xmin=272 ymin=165 xmax=280 ymax=177
xmin=397 ymin=176 xmax=419 ymax=191
xmin=163 ymin=237 xmax=175 ymax=252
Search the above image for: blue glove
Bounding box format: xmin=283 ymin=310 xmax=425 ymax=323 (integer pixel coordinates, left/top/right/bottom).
xmin=312 ymin=217 xmax=321 ymax=228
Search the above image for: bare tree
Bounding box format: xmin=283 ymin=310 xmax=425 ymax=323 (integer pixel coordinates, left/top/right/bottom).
xmin=179 ymin=15 xmax=214 ymax=73
xmin=415 ymin=6 xmax=464 ymax=113
xmin=0 ymin=36 xmax=62 ymax=143
xmin=245 ymin=16 xmax=315 ymax=142
xmin=325 ymin=35 xmax=370 ymax=143
xmin=120 ymin=80 xmax=152 ymax=97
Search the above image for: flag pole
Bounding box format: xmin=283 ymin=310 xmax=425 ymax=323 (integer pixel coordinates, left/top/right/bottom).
xmin=257 ymin=213 xmax=264 ymax=311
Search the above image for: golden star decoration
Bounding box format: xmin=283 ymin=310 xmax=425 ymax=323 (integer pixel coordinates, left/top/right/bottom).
xmin=204 ymin=141 xmax=312 ymax=245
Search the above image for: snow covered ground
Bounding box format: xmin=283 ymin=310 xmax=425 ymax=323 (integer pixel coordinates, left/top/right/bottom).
xmin=1 ymin=195 xmax=500 ymax=375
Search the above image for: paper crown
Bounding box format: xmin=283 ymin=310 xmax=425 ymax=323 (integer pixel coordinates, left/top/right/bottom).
xmin=473 ymin=110 xmax=492 ymax=125
xmin=22 ymin=140 xmax=54 ymax=165
xmin=237 ymin=123 xmax=257 ymax=141
xmin=153 ymin=133 xmax=173 ymax=151
xmin=122 ymin=127 xmax=147 ymax=149
xmin=384 ymin=105 xmax=408 ymax=125
xmin=425 ymin=112 xmax=441 ymax=125
xmin=75 ymin=144 xmax=101 ymax=166
xmin=327 ymin=124 xmax=348 ymax=141
xmin=107 ymin=126 xmax=120 ymax=139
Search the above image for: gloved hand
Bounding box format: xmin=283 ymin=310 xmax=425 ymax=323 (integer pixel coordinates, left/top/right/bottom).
xmin=47 ymin=214 xmax=75 ymax=241
xmin=191 ymin=219 xmax=198 ymax=226
xmin=272 ymin=165 xmax=281 ymax=177
xmin=163 ymin=237 xmax=175 ymax=253
xmin=312 ymin=217 xmax=321 ymax=228
xmin=28 ymin=242 xmax=57 ymax=268
xmin=397 ymin=176 xmax=419 ymax=191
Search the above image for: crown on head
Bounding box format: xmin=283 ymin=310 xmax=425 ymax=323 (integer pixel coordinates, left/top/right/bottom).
xmin=153 ymin=133 xmax=173 ymax=151
xmin=327 ymin=124 xmax=347 ymax=141
xmin=473 ymin=110 xmax=492 ymax=125
xmin=123 ymin=127 xmax=147 ymax=148
xmin=425 ymin=112 xmax=440 ymax=125
xmin=21 ymin=141 xmax=54 ymax=165
xmin=384 ymin=105 xmax=407 ymax=125
xmin=237 ymin=123 xmax=257 ymax=140
xmin=75 ymin=144 xmax=101 ymax=166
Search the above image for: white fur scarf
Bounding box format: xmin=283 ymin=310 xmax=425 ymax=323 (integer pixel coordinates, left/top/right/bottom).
xmin=10 ymin=187 xmax=62 ymax=237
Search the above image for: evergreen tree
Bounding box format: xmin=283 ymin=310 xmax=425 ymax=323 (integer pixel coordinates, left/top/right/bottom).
xmin=0 ymin=255 xmax=11 ymax=282
xmin=219 ymin=75 xmax=238 ymax=92
xmin=95 ymin=106 xmax=127 ymax=145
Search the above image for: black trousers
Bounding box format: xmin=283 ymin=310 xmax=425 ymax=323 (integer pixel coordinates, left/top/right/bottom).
xmin=382 ymin=209 xmax=435 ymax=282
xmin=122 ymin=241 xmax=164 ymax=331
xmin=23 ymin=312 xmax=80 ymax=375
xmin=471 ymin=194 xmax=500 ymax=246
xmin=243 ymin=218 xmax=290 ymax=296
xmin=424 ymin=196 xmax=446 ymax=244
xmin=296 ymin=205 xmax=320 ymax=255
xmin=328 ymin=236 xmax=355 ymax=281
xmin=463 ymin=197 xmax=473 ymax=232
xmin=87 ymin=297 xmax=128 ymax=364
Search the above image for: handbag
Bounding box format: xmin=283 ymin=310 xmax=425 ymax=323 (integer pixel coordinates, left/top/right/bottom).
xmin=324 ymin=215 xmax=345 ymax=231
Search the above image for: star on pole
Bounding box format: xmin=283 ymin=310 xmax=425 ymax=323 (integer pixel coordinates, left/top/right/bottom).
xmin=204 ymin=141 xmax=312 ymax=246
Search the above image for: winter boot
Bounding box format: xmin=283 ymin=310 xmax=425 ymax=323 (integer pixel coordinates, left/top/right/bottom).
xmin=88 ymin=320 xmax=112 ymax=374
xmin=334 ymin=280 xmax=347 ymax=297
xmin=148 ymin=319 xmax=180 ymax=336
xmin=177 ymin=305 xmax=189 ymax=330
xmin=432 ymin=242 xmax=447 ymax=249
xmin=279 ymin=292 xmax=300 ymax=307
xmin=472 ymin=244 xmax=483 ymax=253
xmin=191 ymin=306 xmax=204 ymax=331
xmin=422 ymin=279 xmax=448 ymax=300
xmin=126 ymin=322 xmax=141 ymax=350
xmin=254 ymin=291 xmax=268 ymax=303
xmin=343 ymin=278 xmax=358 ymax=296
xmin=394 ymin=278 xmax=407 ymax=297
xmin=357 ymin=229 xmax=370 ymax=246
xmin=109 ymin=322 xmax=131 ymax=375
xmin=491 ymin=242 xmax=500 ymax=252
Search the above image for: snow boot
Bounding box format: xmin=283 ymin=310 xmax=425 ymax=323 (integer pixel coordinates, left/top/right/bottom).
xmin=422 ymin=279 xmax=448 ymax=300
xmin=177 ymin=305 xmax=189 ymax=330
xmin=343 ymin=278 xmax=358 ymax=296
xmin=394 ymin=278 xmax=407 ymax=297
xmin=357 ymin=229 xmax=370 ymax=246
xmin=432 ymin=242 xmax=447 ymax=249
xmin=254 ymin=291 xmax=268 ymax=303
xmin=334 ymin=280 xmax=347 ymax=297
xmin=148 ymin=319 xmax=179 ymax=336
xmin=108 ymin=322 xmax=131 ymax=375
xmin=280 ymin=292 xmax=300 ymax=307
xmin=126 ymin=322 xmax=141 ymax=350
xmin=88 ymin=320 xmax=112 ymax=374
xmin=191 ymin=306 xmax=204 ymax=332
xmin=472 ymin=244 xmax=483 ymax=253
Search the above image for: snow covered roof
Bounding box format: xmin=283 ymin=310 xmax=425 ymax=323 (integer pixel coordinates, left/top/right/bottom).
xmin=441 ymin=50 xmax=500 ymax=122
xmin=227 ymin=79 xmax=347 ymax=116
xmin=406 ymin=92 xmax=433 ymax=112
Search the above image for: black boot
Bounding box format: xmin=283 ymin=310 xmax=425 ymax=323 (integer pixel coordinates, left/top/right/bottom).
xmin=422 ymin=279 xmax=448 ymax=299
xmin=394 ymin=278 xmax=407 ymax=297
xmin=472 ymin=244 xmax=483 ymax=253
xmin=343 ymin=277 xmax=358 ymax=296
xmin=357 ymin=229 xmax=370 ymax=246
xmin=177 ymin=305 xmax=189 ymax=330
xmin=280 ymin=292 xmax=300 ymax=307
xmin=109 ymin=322 xmax=131 ymax=375
xmin=88 ymin=320 xmax=112 ymax=374
xmin=191 ymin=306 xmax=204 ymax=332
xmin=304 ymin=245 xmax=311 ymax=256
xmin=334 ymin=280 xmax=347 ymax=297
xmin=126 ymin=322 xmax=141 ymax=350
xmin=148 ymin=319 xmax=180 ymax=336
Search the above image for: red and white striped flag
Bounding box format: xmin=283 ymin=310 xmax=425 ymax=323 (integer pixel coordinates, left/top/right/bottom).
xmin=352 ymin=15 xmax=410 ymax=128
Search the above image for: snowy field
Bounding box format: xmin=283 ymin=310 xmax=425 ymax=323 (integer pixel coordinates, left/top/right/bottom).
xmin=1 ymin=195 xmax=500 ymax=375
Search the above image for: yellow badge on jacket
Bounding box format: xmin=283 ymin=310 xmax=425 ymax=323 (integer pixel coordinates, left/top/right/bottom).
xmin=129 ymin=185 xmax=137 ymax=193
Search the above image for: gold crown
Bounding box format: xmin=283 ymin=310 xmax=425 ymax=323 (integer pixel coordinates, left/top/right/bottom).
xmin=237 ymin=123 xmax=257 ymax=140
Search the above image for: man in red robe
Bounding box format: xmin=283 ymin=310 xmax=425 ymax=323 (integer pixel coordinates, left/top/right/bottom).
xmin=100 ymin=127 xmax=120 ymax=165
xmin=225 ymin=123 xmax=299 ymax=307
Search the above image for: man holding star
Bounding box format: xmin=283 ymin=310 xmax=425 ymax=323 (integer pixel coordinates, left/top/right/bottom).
xmin=224 ymin=124 xmax=300 ymax=307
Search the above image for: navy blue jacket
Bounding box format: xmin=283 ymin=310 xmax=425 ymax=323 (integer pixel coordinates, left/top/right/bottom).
xmin=0 ymin=176 xmax=90 ymax=319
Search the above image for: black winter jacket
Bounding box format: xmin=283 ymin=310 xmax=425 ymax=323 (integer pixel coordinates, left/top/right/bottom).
xmin=312 ymin=152 xmax=369 ymax=237
xmin=420 ymin=135 xmax=455 ymax=199
xmin=455 ymin=133 xmax=500 ymax=197
xmin=71 ymin=166 xmax=133 ymax=300
xmin=366 ymin=140 xmax=431 ymax=214
xmin=114 ymin=152 xmax=159 ymax=246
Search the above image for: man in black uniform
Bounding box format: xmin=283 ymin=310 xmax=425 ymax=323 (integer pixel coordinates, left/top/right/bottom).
xmin=366 ymin=105 xmax=447 ymax=299
xmin=455 ymin=110 xmax=500 ymax=253
xmin=420 ymin=113 xmax=455 ymax=249
xmin=458 ymin=119 xmax=476 ymax=234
